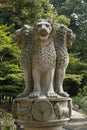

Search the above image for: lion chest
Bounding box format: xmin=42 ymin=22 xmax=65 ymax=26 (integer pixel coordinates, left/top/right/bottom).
xmin=55 ymin=43 xmax=69 ymax=67
xmin=32 ymin=42 xmax=56 ymax=71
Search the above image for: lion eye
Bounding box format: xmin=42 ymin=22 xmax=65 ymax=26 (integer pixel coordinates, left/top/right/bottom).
xmin=46 ymin=24 xmax=49 ymax=27
xmin=37 ymin=24 xmax=41 ymax=28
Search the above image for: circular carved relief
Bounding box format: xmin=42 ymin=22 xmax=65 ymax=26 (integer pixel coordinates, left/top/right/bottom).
xmin=32 ymin=100 xmax=53 ymax=121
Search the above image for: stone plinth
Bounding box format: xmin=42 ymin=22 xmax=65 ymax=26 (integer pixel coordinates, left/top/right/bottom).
xmin=12 ymin=97 xmax=72 ymax=130
xmin=22 ymin=126 xmax=63 ymax=130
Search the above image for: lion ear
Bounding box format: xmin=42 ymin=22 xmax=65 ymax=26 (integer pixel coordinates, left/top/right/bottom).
xmin=22 ymin=25 xmax=33 ymax=31
xmin=47 ymin=19 xmax=53 ymax=25
xmin=66 ymin=28 xmax=76 ymax=47
xmin=46 ymin=19 xmax=54 ymax=33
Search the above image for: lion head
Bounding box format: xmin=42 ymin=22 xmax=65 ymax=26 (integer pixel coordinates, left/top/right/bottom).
xmin=12 ymin=25 xmax=33 ymax=48
xmin=66 ymin=28 xmax=76 ymax=47
xmin=34 ymin=19 xmax=53 ymax=41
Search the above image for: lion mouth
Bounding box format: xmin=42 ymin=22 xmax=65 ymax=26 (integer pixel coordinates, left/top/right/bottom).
xmin=41 ymin=33 xmax=47 ymax=37
xmin=38 ymin=29 xmax=49 ymax=40
xmin=39 ymin=33 xmax=49 ymax=40
xmin=40 ymin=31 xmax=49 ymax=37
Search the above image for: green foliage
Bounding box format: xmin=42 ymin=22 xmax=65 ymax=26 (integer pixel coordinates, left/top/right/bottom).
xmin=65 ymin=74 xmax=82 ymax=85
xmin=51 ymin=0 xmax=87 ymax=58
xmin=0 ymin=112 xmax=16 ymax=130
xmin=64 ymin=74 xmax=82 ymax=97
xmin=68 ymin=53 xmax=87 ymax=74
xmin=63 ymin=53 xmax=87 ymax=96
xmin=72 ymin=91 xmax=87 ymax=114
xmin=0 ymin=24 xmax=23 ymax=99
xmin=0 ymin=0 xmax=70 ymax=27
xmin=57 ymin=15 xmax=70 ymax=26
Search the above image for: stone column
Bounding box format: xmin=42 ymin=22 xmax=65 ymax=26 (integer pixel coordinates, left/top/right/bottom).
xmin=12 ymin=97 xmax=72 ymax=130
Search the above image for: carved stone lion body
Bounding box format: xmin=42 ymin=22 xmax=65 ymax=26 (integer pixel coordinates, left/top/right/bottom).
xmin=13 ymin=19 xmax=76 ymax=98
xmin=54 ymin=25 xmax=76 ymax=96
xmin=30 ymin=19 xmax=57 ymax=98
xmin=12 ymin=25 xmax=34 ymax=97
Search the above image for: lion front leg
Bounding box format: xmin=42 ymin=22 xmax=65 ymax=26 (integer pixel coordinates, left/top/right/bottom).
xmin=29 ymin=68 xmax=41 ymax=98
xmin=17 ymin=62 xmax=33 ymax=98
xmin=55 ymin=67 xmax=69 ymax=97
xmin=43 ymin=69 xmax=58 ymax=98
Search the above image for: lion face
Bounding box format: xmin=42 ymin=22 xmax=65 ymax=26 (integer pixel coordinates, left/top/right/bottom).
xmin=66 ymin=28 xmax=76 ymax=47
xmin=12 ymin=28 xmax=22 ymax=46
xmin=12 ymin=25 xmax=32 ymax=48
xmin=34 ymin=19 xmax=53 ymax=40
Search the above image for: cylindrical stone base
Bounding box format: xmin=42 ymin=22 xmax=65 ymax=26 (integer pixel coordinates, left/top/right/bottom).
xmin=24 ymin=126 xmax=64 ymax=130
xmin=13 ymin=97 xmax=71 ymax=130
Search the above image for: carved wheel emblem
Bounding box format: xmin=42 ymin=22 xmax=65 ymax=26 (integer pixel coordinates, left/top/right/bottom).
xmin=32 ymin=100 xmax=53 ymax=121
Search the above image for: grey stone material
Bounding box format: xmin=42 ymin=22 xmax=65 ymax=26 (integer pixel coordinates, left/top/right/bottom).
xmin=12 ymin=19 xmax=76 ymax=98
xmin=12 ymin=24 xmax=34 ymax=98
xmin=54 ymin=25 xmax=76 ymax=97
xmin=12 ymin=97 xmax=71 ymax=123
xmin=12 ymin=19 xmax=76 ymax=130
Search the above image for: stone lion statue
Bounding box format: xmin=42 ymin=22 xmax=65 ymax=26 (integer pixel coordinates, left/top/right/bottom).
xmin=12 ymin=25 xmax=34 ymax=97
xmin=54 ymin=25 xmax=76 ymax=97
xmin=13 ymin=19 xmax=58 ymax=98
xmin=30 ymin=19 xmax=58 ymax=98
xmin=12 ymin=19 xmax=76 ymax=98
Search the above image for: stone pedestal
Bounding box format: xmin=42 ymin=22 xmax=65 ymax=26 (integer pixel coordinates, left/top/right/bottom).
xmin=12 ymin=97 xmax=72 ymax=130
xmin=24 ymin=126 xmax=63 ymax=130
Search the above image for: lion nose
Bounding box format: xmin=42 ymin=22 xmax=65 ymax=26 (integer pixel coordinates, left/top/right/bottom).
xmin=41 ymin=25 xmax=46 ymax=30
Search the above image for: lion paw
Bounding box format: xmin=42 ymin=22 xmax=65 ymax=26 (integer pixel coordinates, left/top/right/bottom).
xmin=28 ymin=92 xmax=41 ymax=98
xmin=59 ymin=92 xmax=69 ymax=97
xmin=16 ymin=91 xmax=29 ymax=98
xmin=46 ymin=92 xmax=59 ymax=98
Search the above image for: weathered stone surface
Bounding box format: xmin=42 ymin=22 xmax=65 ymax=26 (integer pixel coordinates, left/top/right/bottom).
xmin=12 ymin=19 xmax=76 ymax=130
xmin=54 ymin=25 xmax=76 ymax=97
xmin=12 ymin=97 xmax=72 ymax=125
xmin=12 ymin=19 xmax=76 ymax=98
